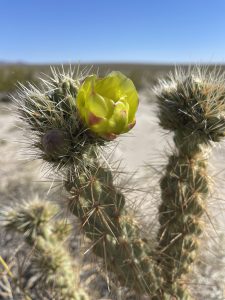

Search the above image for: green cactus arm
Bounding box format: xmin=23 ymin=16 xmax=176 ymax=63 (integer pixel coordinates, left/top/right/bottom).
xmin=1 ymin=200 xmax=89 ymax=300
xmin=154 ymin=67 xmax=225 ymax=298
xmin=65 ymin=162 xmax=163 ymax=296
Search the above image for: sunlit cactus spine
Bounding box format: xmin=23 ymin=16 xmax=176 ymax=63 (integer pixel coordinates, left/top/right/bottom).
xmin=2 ymin=199 xmax=89 ymax=300
xmin=14 ymin=67 xmax=164 ymax=298
xmin=154 ymin=67 xmax=225 ymax=299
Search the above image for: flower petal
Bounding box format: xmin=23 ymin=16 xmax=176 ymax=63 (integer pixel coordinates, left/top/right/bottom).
xmin=95 ymin=71 xmax=138 ymax=123
xmin=108 ymin=101 xmax=128 ymax=134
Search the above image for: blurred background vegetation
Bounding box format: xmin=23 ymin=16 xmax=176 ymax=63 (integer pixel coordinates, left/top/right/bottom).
xmin=1 ymin=63 xmax=224 ymax=102
xmin=0 ymin=63 xmax=173 ymax=100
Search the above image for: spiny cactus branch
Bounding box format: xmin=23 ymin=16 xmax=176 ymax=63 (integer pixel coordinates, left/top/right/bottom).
xmin=154 ymin=66 xmax=225 ymax=298
xmin=2 ymin=199 xmax=89 ymax=300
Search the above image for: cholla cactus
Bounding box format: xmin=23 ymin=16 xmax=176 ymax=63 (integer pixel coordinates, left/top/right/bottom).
xmin=2 ymin=199 xmax=89 ymax=300
xmin=154 ymin=67 xmax=225 ymax=298
xmin=15 ymin=67 xmax=164 ymax=298
xmin=14 ymin=65 xmax=225 ymax=299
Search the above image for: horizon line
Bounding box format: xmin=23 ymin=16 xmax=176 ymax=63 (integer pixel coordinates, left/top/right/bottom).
xmin=1 ymin=60 xmax=225 ymax=66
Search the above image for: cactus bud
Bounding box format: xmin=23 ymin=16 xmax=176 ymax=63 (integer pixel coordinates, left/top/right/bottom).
xmin=76 ymin=71 xmax=138 ymax=140
xmin=42 ymin=129 xmax=70 ymax=158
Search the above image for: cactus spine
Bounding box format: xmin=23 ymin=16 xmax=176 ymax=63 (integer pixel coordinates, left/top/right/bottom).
xmin=154 ymin=67 xmax=225 ymax=298
xmin=2 ymin=199 xmax=89 ymax=300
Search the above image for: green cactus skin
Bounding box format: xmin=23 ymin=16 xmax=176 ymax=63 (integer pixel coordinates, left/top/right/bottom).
xmin=65 ymin=161 xmax=163 ymax=297
xmin=154 ymin=67 xmax=225 ymax=298
xmin=15 ymin=68 xmax=163 ymax=298
xmin=2 ymin=200 xmax=89 ymax=300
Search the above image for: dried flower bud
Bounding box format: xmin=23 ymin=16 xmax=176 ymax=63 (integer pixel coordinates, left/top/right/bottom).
xmin=42 ymin=129 xmax=70 ymax=157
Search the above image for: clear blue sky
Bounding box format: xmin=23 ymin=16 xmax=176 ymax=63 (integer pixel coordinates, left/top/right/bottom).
xmin=1 ymin=0 xmax=225 ymax=64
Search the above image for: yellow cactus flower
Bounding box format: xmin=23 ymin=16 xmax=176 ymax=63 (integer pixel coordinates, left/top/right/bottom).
xmin=76 ymin=71 xmax=139 ymax=140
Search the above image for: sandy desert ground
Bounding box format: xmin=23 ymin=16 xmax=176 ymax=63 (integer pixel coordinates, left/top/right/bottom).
xmin=1 ymin=78 xmax=225 ymax=299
